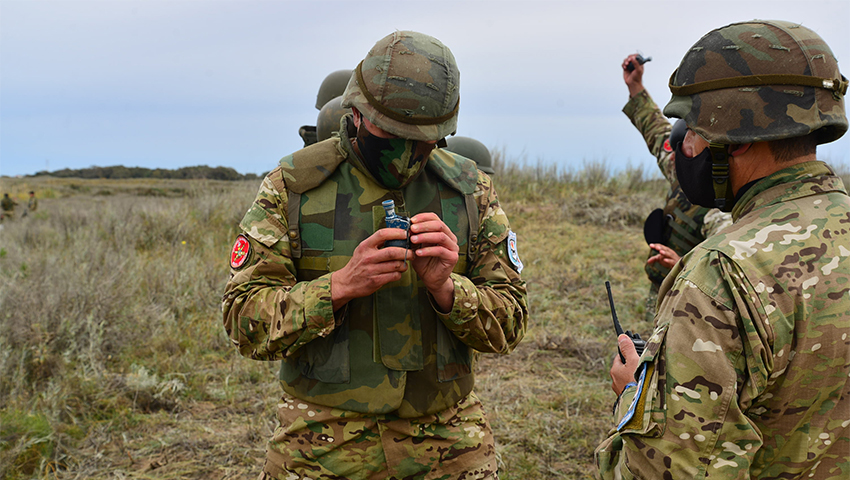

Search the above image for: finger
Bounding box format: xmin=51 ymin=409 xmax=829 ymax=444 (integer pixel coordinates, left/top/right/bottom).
xmin=374 ymin=246 xmax=409 ymax=263
xmin=361 ymin=228 xmax=407 ymax=249
xmin=410 ymin=231 xmax=458 ymax=250
xmin=618 ymin=334 xmax=639 ymax=362
xmin=414 ymin=245 xmax=459 ymax=264
xmin=410 ymin=218 xmax=452 ymax=237
xmin=410 ymin=212 xmax=441 ymax=224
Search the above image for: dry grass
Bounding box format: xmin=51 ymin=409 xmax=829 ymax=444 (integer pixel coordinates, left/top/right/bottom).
xmin=0 ymin=165 xmax=664 ymax=480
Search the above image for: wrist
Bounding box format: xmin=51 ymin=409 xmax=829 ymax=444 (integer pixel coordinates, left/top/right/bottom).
xmin=330 ymin=271 xmax=351 ymax=311
xmin=627 ymin=84 xmax=645 ymax=98
xmin=429 ymin=277 xmax=455 ymax=314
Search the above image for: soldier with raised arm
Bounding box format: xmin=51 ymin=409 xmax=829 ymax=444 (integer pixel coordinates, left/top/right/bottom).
xmin=597 ymin=20 xmax=850 ymax=479
xmin=223 ymin=31 xmax=527 ymax=480
xmin=621 ymin=53 xmax=731 ymax=321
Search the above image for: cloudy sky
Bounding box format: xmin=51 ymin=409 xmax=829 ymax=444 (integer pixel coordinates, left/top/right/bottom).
xmin=1 ymin=0 xmax=848 ymax=178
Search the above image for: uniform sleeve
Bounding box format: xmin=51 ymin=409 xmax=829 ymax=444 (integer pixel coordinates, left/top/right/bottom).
xmin=221 ymin=171 xmax=337 ymax=361
xmin=434 ymin=173 xmax=528 ymax=354
xmin=623 ymin=90 xmax=676 ymax=185
xmin=596 ymin=251 xmax=772 ymax=479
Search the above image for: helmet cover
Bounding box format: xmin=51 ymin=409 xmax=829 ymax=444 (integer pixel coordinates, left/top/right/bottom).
xmin=341 ymin=31 xmax=460 ymax=142
xmin=663 ymin=20 xmax=847 ymax=145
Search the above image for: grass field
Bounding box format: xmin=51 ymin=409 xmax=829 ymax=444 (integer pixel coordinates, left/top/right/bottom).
xmin=0 ymin=159 xmax=750 ymax=479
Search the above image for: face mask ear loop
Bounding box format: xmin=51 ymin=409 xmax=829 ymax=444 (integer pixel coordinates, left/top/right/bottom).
xmin=709 ymin=142 xmax=732 ymax=212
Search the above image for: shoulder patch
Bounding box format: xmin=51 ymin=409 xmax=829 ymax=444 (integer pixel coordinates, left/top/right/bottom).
xmin=617 ymin=362 xmax=654 ymax=431
xmin=663 ymin=138 xmax=673 ymax=153
xmin=507 ymin=230 xmax=523 ymax=273
xmin=230 ymin=235 xmax=251 ymax=269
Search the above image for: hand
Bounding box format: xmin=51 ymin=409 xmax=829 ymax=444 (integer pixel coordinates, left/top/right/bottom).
xmin=647 ymin=243 xmax=680 ymax=270
xmin=622 ymin=54 xmax=645 ymax=98
xmin=610 ymin=334 xmax=641 ymax=395
xmin=408 ymin=212 xmax=459 ymax=312
xmin=331 ymin=228 xmax=410 ymax=310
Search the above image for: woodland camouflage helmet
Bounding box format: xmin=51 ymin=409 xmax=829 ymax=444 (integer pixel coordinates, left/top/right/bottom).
xmin=341 ymin=31 xmax=460 ymax=142
xmin=663 ymin=20 xmax=848 ymax=145
xmin=316 ymin=96 xmax=351 ymax=142
xmin=315 ymin=70 xmax=353 ymax=110
xmin=445 ymin=136 xmax=494 ymax=174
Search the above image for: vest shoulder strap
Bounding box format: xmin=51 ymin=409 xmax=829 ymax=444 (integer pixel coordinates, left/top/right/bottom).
xmin=427 ymin=149 xmax=479 ymax=195
xmin=279 ymin=138 xmax=347 ymax=194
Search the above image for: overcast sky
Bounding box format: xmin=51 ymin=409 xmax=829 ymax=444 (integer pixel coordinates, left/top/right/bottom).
xmin=1 ymin=0 xmax=848 ymax=178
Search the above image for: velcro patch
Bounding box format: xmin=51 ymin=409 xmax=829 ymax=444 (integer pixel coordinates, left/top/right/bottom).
xmin=507 ymin=230 xmax=523 ymax=273
xmin=663 ymin=138 xmax=673 ymax=153
xmin=230 ymin=235 xmax=251 ymax=269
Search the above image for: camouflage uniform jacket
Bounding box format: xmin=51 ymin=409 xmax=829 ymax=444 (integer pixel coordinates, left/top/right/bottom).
xmin=1 ymin=196 xmax=16 ymax=212
xmin=624 ymin=90 xmax=732 ymax=285
xmin=222 ymin=125 xmax=527 ymax=419
xmin=596 ymin=161 xmax=850 ymax=479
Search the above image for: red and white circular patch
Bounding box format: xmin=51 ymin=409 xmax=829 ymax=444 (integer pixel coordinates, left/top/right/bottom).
xmin=230 ymin=235 xmax=251 ymax=269
xmin=663 ymin=138 xmax=673 ymax=153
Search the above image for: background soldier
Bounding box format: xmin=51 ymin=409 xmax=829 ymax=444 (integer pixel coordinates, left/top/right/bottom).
xmin=315 ymin=95 xmax=350 ymax=143
xmin=298 ymin=69 xmax=352 ymax=147
xmin=223 ymin=31 xmax=527 ymax=480
xmin=1 ymin=193 xmax=17 ymax=221
xmin=23 ymin=191 xmax=37 ymax=217
xmin=621 ymin=53 xmax=731 ymax=321
xmin=597 ymin=20 xmax=849 ymax=479
xmin=445 ymin=136 xmax=495 ymax=176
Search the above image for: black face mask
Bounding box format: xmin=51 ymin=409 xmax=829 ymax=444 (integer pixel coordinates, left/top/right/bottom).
xmin=674 ymin=142 xmax=734 ymax=212
xmin=353 ymin=123 xmax=435 ymax=189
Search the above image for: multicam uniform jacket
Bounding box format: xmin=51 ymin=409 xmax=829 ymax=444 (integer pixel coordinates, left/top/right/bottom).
xmin=624 ymin=90 xmax=732 ymax=286
xmin=596 ymin=161 xmax=850 ymax=479
xmin=222 ymin=119 xmax=527 ymax=478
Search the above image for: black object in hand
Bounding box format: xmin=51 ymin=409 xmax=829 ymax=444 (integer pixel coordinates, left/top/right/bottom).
xmin=606 ymin=281 xmax=647 ymax=363
xmin=626 ymin=53 xmax=652 ymax=72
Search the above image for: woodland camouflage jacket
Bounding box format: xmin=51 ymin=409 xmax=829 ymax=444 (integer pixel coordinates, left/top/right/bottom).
xmin=596 ymin=161 xmax=850 ymax=479
xmin=222 ymin=126 xmax=527 ymax=418
xmin=624 ymin=90 xmax=732 ymax=285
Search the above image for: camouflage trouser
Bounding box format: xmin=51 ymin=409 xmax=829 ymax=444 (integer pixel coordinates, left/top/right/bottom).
xmin=644 ymin=282 xmax=660 ymax=323
xmin=259 ymin=391 xmax=498 ymax=480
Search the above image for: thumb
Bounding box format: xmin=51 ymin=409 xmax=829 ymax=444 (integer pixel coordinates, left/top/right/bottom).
xmin=618 ymin=334 xmax=639 ymax=360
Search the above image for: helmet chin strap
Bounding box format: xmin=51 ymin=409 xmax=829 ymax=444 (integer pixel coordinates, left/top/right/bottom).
xmin=708 ymin=142 xmax=735 ymax=212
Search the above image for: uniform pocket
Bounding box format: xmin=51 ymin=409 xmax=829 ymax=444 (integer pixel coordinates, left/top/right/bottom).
xmin=293 ymin=319 xmax=350 ymax=384
xmin=436 ymin=321 xmax=472 ymax=382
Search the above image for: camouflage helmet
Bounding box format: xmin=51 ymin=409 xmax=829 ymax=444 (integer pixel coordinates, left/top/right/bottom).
xmin=445 ymin=136 xmax=494 ymax=174
xmin=663 ymin=20 xmax=848 ymax=145
xmin=316 ymin=70 xmax=353 ymax=110
xmin=316 ymin=96 xmax=351 ymax=142
xmin=341 ymin=31 xmax=460 ymax=142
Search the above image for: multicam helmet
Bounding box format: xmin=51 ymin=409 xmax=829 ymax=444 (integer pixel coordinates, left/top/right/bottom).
xmin=445 ymin=136 xmax=494 ymax=174
xmin=341 ymin=31 xmax=460 ymax=142
xmin=316 ymin=96 xmax=351 ymax=142
xmin=316 ymin=70 xmax=353 ymax=110
xmin=663 ymin=20 xmax=847 ymax=145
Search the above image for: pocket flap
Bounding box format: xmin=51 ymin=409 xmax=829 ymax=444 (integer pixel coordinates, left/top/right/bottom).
xmin=240 ymin=205 xmax=288 ymax=248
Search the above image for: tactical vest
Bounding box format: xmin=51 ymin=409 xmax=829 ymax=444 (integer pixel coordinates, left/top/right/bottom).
xmin=272 ymin=137 xmax=482 ymax=418
xmin=644 ymin=184 xmax=711 ymax=285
